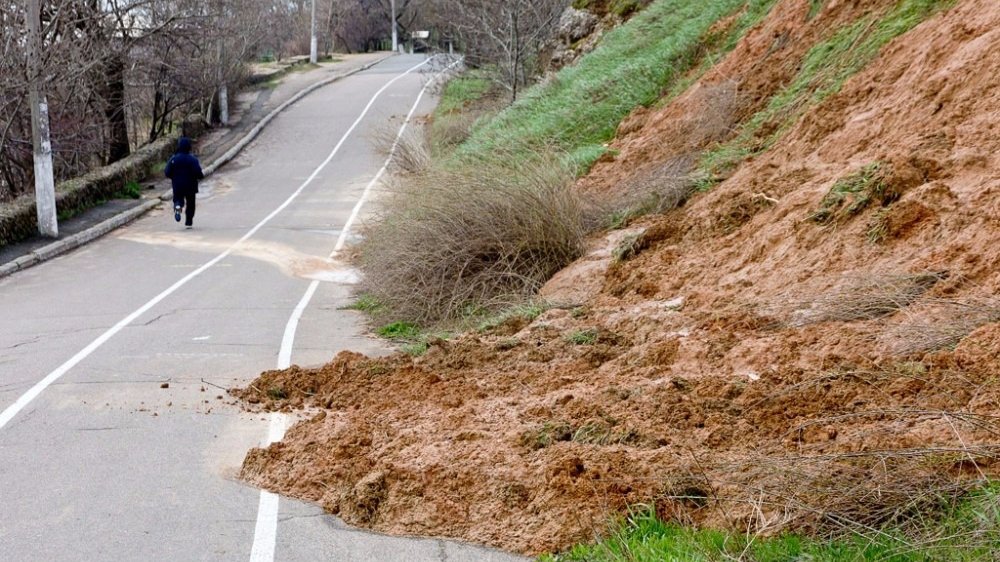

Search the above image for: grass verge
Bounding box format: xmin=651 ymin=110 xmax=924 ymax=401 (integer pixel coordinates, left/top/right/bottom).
xmin=435 ymin=73 xmax=494 ymax=116
xmin=544 ymin=484 xmax=1000 ymax=561
xmin=430 ymin=71 xmax=501 ymax=157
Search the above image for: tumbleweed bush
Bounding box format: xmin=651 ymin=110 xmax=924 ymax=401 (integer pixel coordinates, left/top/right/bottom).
xmin=360 ymin=153 xmax=590 ymax=324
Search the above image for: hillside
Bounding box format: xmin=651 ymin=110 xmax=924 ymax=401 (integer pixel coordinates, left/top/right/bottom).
xmin=237 ymin=0 xmax=1000 ymax=557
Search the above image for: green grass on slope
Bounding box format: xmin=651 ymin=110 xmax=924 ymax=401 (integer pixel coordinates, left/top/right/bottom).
xmin=430 ymin=71 xmax=499 ymax=157
xmin=452 ymin=0 xmax=780 ymax=172
xmin=543 ymin=485 xmax=1000 ymax=562
xmin=697 ymin=0 xmax=956 ymax=190
xmin=435 ymin=73 xmax=494 ymax=116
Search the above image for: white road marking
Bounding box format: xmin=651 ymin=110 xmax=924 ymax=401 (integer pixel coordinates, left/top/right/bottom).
xmin=277 ymin=281 xmax=320 ymax=370
xmin=0 ymin=57 xmax=431 ymax=432
xmin=248 ymin=413 xmax=287 ymax=562
xmin=250 ymin=57 xmax=463 ymax=562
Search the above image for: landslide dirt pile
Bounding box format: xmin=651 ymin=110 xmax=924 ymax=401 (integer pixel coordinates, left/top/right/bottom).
xmin=238 ymin=0 xmax=1000 ymax=555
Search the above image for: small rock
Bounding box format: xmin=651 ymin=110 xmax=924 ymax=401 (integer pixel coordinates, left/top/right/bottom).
xmin=557 ymin=7 xmax=598 ymax=43
xmin=160 ymin=382 xmax=169 ymax=389
xmin=663 ymin=296 xmax=686 ymax=311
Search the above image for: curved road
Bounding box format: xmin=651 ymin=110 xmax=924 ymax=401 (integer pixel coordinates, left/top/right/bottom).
xmin=0 ymin=55 xmax=523 ymax=562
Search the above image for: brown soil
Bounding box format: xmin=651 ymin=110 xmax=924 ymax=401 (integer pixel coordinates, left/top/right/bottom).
xmin=236 ymin=0 xmax=1000 ymax=556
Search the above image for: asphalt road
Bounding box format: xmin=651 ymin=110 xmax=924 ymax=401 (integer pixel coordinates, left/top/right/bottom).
xmin=0 ymin=55 xmax=525 ymax=562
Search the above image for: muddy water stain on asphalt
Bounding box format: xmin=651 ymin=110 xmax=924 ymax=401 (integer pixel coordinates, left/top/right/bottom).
xmin=118 ymin=232 xmax=362 ymax=284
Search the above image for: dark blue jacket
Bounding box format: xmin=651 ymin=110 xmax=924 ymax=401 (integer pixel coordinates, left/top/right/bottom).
xmin=164 ymin=137 xmax=204 ymax=196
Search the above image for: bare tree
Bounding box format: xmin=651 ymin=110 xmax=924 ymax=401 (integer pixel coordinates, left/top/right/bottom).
xmin=0 ymin=0 xmax=289 ymax=203
xmin=442 ymin=0 xmax=567 ymax=102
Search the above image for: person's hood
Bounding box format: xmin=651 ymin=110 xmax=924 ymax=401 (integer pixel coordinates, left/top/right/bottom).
xmin=177 ymin=137 xmax=193 ymax=154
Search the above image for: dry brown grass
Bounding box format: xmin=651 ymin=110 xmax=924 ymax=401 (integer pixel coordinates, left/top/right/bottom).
xmin=608 ymin=154 xmax=697 ymax=229
xmin=886 ymin=297 xmax=1000 ymax=356
xmin=659 ymin=452 xmax=995 ymax=538
xmin=774 ymin=271 xmax=1000 ymax=355
xmin=360 ymin=154 xmax=590 ymax=323
xmin=656 ymin=404 xmax=1000 ymax=542
xmin=431 ymin=113 xmax=479 ymax=153
xmin=370 ymin=123 xmax=431 ymax=175
xmin=784 ymin=271 xmax=947 ymax=327
xmin=602 ymin=82 xmax=741 ymax=229
xmin=689 ymin=80 xmax=743 ymax=147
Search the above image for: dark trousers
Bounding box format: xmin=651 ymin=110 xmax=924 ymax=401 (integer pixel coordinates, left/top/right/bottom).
xmin=173 ymin=192 xmax=196 ymax=226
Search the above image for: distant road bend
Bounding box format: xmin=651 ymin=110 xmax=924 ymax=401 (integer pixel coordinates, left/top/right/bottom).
xmin=0 ymin=54 xmax=523 ymax=562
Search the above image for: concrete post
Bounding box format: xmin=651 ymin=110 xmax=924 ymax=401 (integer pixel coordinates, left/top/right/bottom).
xmin=309 ymin=0 xmax=318 ymax=63
xmin=218 ymin=41 xmax=229 ymax=125
xmin=391 ymin=0 xmax=398 ymax=52
xmin=26 ymin=0 xmax=57 ymax=237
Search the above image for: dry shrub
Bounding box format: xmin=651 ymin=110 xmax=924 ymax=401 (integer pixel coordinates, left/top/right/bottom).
xmin=431 ymin=114 xmax=478 ymax=152
xmin=886 ymin=297 xmax=1000 ymax=356
xmin=689 ymin=79 xmax=743 ymax=147
xmin=658 ymin=449 xmax=997 ymax=540
xmin=360 ymin=155 xmax=590 ymax=323
xmin=370 ymin=123 xmax=431 ymax=175
xmin=600 ymin=81 xmax=740 ymax=229
xmin=785 ymin=271 xmax=946 ymax=327
xmin=609 ymin=154 xmax=697 ymax=228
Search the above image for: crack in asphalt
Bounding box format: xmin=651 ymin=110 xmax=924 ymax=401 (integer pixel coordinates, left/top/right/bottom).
xmin=51 ymin=379 xmax=166 ymax=386
xmin=277 ymin=513 xmax=328 ymax=523
xmin=3 ymin=335 xmax=42 ymax=350
xmin=138 ymin=310 xmax=180 ymax=327
xmin=1 ymin=325 xmax=107 ymax=350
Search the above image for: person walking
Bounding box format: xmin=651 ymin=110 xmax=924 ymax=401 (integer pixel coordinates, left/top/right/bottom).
xmin=164 ymin=137 xmax=204 ymax=229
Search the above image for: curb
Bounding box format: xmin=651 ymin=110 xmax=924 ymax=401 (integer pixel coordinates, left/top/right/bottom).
xmin=0 ymin=198 xmax=160 ymax=278
xmin=2 ymin=53 xmax=396 ymax=280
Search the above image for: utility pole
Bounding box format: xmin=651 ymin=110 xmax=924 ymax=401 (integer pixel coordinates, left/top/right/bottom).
xmin=26 ymin=0 xmax=57 ymax=238
xmin=216 ymin=0 xmax=229 ymax=125
xmin=218 ymin=41 xmax=229 ymax=125
xmin=390 ymin=0 xmax=398 ymax=52
xmin=309 ymin=0 xmax=317 ymax=63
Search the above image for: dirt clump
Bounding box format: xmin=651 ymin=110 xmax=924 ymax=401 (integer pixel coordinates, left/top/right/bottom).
xmin=237 ymin=0 xmax=1000 ymax=555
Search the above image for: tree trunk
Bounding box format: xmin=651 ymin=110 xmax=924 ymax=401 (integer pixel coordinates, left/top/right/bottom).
xmin=150 ymin=87 xmax=164 ymax=143
xmin=103 ymin=53 xmax=131 ymax=164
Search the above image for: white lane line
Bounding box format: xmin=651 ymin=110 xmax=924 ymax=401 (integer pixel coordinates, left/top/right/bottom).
xmin=248 ymin=413 xmax=287 ymax=562
xmin=0 ymin=55 xmax=431 ymax=431
xmin=277 ymin=281 xmax=320 ymax=370
xmin=248 ymin=57 xmax=463 ymax=562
